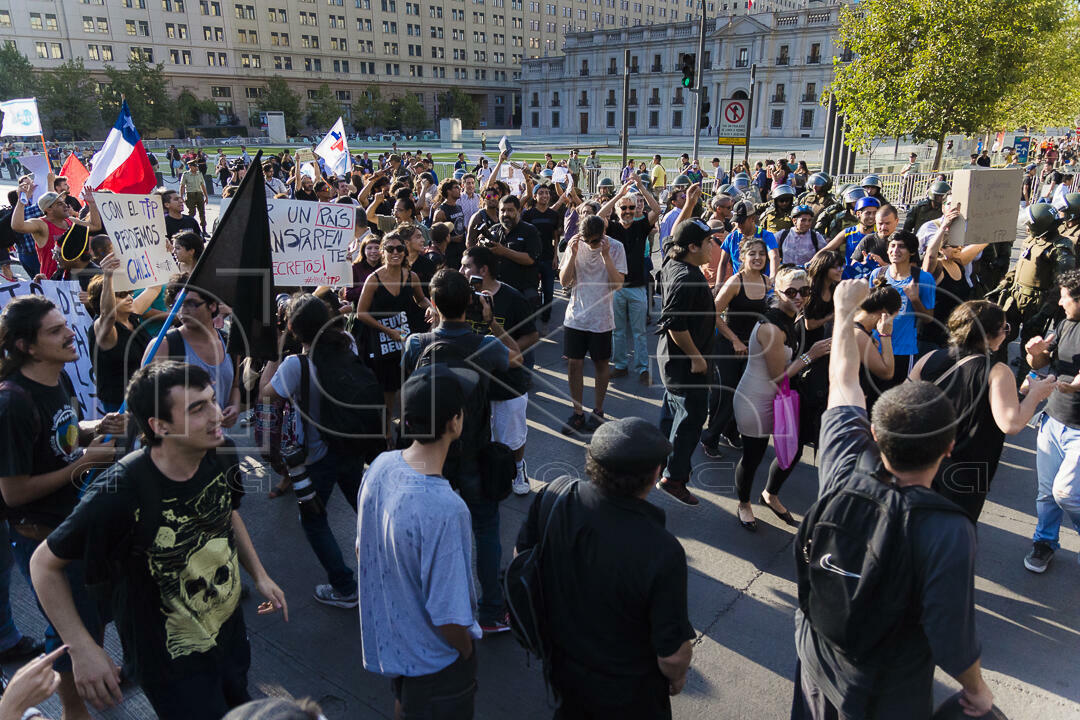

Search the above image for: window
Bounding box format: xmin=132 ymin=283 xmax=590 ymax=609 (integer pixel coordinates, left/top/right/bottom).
xmin=162 ymin=0 xmax=186 ymax=10
xmin=531 ymin=111 xmax=539 ymax=128
xmin=648 ymin=111 xmax=658 ymax=128
xmin=101 ymin=45 xmax=113 ymax=61
xmin=356 ymin=0 xmax=370 ymax=6
xmin=268 ymin=8 xmax=288 ymax=21
xmin=333 ymin=59 xmax=350 ymax=72
xmin=123 ymin=0 xmax=147 ymax=6
xmin=429 ymin=6 xmax=443 ymax=17
xmin=30 ymin=13 xmax=43 ymax=30
xmin=83 ymin=16 xmax=95 ymax=33
xmin=329 ymin=14 xmax=345 ymax=27
xmin=166 ymin=23 xmax=188 ymax=39
xmin=382 ymin=21 xmax=397 ymax=33
xmin=301 ymin=35 xmax=319 ymax=48
xmin=241 ymin=53 xmax=261 ymax=68
xmin=771 ymin=109 xmax=784 ymax=129
xmin=409 ymin=64 xmax=423 ymax=77
xmin=430 ymin=27 xmax=443 ymax=38
xmin=672 ymin=110 xmax=682 ymax=128
xmin=203 ymin=26 xmax=224 ymax=41
xmin=34 ymin=42 xmax=47 ymax=59
xmin=627 ymin=110 xmax=636 ymax=127
xmin=384 ymin=42 xmax=398 ymax=55
xmin=356 ymin=18 xmax=372 ymax=31
xmin=88 ymin=44 xmax=100 ymax=60
xmin=382 ymin=0 xmax=397 ymax=10
xmin=207 ymin=51 xmax=228 ymax=66
xmin=406 ymin=1 xmax=420 ymax=13
xmin=271 ymin=32 xmax=290 ymax=46
xmin=304 ymin=57 xmax=322 ymax=71
xmin=0 ymin=11 xmax=9 ymax=27
xmin=331 ymin=37 xmax=348 ymax=51
xmin=606 ymin=111 xmax=615 ymax=128
xmin=200 ymin=1 xmax=222 ymax=15
xmin=384 ymin=63 xmax=400 ymax=75
xmin=234 ymin=3 xmax=256 ymax=19
xmin=299 ymin=11 xmax=317 ymax=24
xmin=273 ymin=55 xmax=293 ymax=70
xmin=551 ymin=111 xmax=560 ymax=128
xmin=737 ymin=47 xmax=748 ymax=67
xmin=800 ymin=109 xmax=814 ymax=130
xmin=129 ymin=47 xmax=151 ymax=62
xmin=169 ymin=48 xmax=192 ymax=64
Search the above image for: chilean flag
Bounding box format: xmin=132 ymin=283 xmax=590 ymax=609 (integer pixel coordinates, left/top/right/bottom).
xmin=315 ymin=117 xmax=350 ymax=178
xmin=87 ymin=100 xmax=157 ymax=194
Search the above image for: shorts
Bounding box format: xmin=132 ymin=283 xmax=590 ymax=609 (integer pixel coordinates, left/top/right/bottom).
xmin=563 ymin=327 xmax=612 ymax=361
xmin=391 ymin=649 xmax=477 ymax=720
xmin=490 ymin=394 xmax=528 ymax=450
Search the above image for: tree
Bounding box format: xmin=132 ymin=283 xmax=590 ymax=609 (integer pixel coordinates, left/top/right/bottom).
xmin=305 ymin=83 xmax=340 ymax=133
xmin=829 ymin=0 xmax=1068 ymax=169
xmin=0 ymin=43 xmax=34 ymax=102
xmin=351 ymin=86 xmax=390 ymax=134
xmin=38 ymin=58 xmax=101 ymax=140
xmin=174 ymin=89 xmax=218 ymax=137
xmin=100 ymin=57 xmax=172 ymax=130
xmin=438 ymin=89 xmax=480 ymax=129
xmin=397 ymin=94 xmax=429 ymax=133
xmin=258 ymin=77 xmax=302 ymax=135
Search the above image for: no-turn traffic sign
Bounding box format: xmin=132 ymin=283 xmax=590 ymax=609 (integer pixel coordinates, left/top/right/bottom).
xmin=717 ymin=98 xmax=749 ymax=146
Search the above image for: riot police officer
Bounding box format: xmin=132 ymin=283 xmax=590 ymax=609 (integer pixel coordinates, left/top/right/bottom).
xmin=797 ymin=171 xmax=834 ymax=220
xmin=596 ymin=176 xmax=616 ymax=202
xmin=993 ymin=203 xmax=1076 ymax=378
xmin=759 ymin=184 xmax=796 ymax=233
xmin=861 ymin=174 xmax=888 ymax=204
xmin=817 ymin=185 xmax=865 ymax=240
xmin=902 ymin=180 xmax=950 ymax=234
xmin=732 ymin=172 xmax=761 ymax=203
xmin=1054 ymin=191 xmax=1080 ymax=248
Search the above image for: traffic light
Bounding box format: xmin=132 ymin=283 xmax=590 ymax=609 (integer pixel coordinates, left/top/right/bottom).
xmin=700 ymin=98 xmax=711 ymax=129
xmin=680 ymin=53 xmax=695 ymax=89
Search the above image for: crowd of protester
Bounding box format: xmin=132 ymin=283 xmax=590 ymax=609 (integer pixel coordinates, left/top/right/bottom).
xmin=0 ymin=135 xmax=1078 ymax=720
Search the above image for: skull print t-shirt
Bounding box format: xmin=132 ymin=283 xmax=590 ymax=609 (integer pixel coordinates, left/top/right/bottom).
xmin=47 ymin=440 xmax=247 ymax=683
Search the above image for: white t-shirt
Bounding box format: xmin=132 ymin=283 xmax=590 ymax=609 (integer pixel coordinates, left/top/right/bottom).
xmin=560 ymin=237 xmax=627 ymax=333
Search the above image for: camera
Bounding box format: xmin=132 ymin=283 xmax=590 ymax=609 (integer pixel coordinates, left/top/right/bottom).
xmin=282 ymin=446 xmax=325 ymax=517
xmin=469 ymin=275 xmax=486 ymax=310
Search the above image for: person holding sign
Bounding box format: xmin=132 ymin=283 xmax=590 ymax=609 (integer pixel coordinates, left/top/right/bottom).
xmin=11 ymin=179 xmax=102 ymax=282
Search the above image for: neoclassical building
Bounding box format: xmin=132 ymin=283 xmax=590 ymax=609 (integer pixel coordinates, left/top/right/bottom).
xmin=521 ymin=5 xmax=847 ymax=138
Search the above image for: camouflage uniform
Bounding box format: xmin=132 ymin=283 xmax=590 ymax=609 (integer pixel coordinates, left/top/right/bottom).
xmin=759 ymin=206 xmax=793 ymax=234
xmin=902 ymin=199 xmax=944 ymax=235
xmin=798 ymin=190 xmax=834 ymax=222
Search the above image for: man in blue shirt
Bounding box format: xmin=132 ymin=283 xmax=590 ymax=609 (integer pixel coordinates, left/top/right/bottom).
xmin=718 ymin=200 xmax=780 ymax=280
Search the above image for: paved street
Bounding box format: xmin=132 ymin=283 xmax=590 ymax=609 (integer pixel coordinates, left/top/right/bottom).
xmin=2 ymin=189 xmax=1078 ymax=719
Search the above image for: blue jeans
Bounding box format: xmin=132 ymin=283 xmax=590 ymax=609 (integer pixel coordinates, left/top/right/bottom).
xmin=659 ymin=388 xmax=709 ymax=483
xmin=465 ymin=498 xmax=502 ymax=624
xmin=16 ymin=248 xmax=39 ymax=277
xmin=538 ymin=260 xmax=556 ymax=323
xmin=300 ymin=450 xmax=363 ymax=594
xmin=0 ymin=521 xmax=23 ymax=652
xmin=612 ymin=286 xmax=649 ymax=374
xmin=1033 ymin=414 xmax=1080 ymax=550
xmin=12 ymin=530 xmax=103 ymax=673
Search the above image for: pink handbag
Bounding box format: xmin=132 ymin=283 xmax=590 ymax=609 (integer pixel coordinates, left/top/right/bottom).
xmin=773 ymin=376 xmax=800 ymax=470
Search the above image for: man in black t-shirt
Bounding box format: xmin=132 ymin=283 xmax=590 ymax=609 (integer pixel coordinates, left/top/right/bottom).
xmin=485 ymin=195 xmax=541 ymax=303
xmin=159 ymin=189 xmax=203 ymax=239
xmin=432 ymin=178 xmax=467 ymax=270
xmin=0 ymin=295 xmax=125 ymax=720
xmin=515 ymin=418 xmax=693 ymax=716
xmin=600 ymin=176 xmax=662 ymax=383
xmin=792 ymin=279 xmax=992 ymax=719
xmin=462 ymin=246 xmax=539 ymax=496
xmin=522 ymin=181 xmax=564 ymax=326
xmin=32 ymin=361 xmax=287 ymax=720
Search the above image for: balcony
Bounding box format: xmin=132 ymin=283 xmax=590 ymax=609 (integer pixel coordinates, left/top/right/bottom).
xmin=672 ymin=96 xmax=684 ymax=105
xmin=771 ymin=94 xmax=786 ymax=103
xmin=735 ymin=58 xmax=749 ymax=68
xmin=551 ymin=99 xmax=561 ymax=107
xmin=801 ymin=93 xmax=817 ymax=103
xmin=529 ymin=99 xmax=539 ymax=107
xmin=607 ymin=66 xmax=617 ymax=75
xmin=577 ymin=98 xmax=589 ymax=107
xmin=776 ymin=56 xmax=789 ymax=66
xmin=650 ymin=64 xmax=662 ymax=72
xmin=605 ymin=98 xmax=616 ymax=107
xmin=807 ymin=55 xmax=821 ymax=64
xmin=647 ymin=97 xmax=660 ymax=106
xmin=629 ymin=64 xmax=639 ymax=73
xmin=579 ymin=69 xmax=589 ymax=76
xmin=628 ymin=96 xmax=638 ymax=106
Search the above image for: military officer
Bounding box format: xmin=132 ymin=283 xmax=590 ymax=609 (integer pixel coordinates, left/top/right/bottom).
xmin=902 ymin=180 xmax=951 ymax=234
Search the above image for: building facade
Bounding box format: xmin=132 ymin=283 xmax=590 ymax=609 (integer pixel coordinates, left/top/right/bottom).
xmin=521 ymin=5 xmax=844 ymax=139
xmin=0 ymin=0 xmax=816 ymax=135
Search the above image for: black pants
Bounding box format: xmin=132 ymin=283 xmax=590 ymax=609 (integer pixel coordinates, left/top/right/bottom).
xmin=392 ymin=649 xmax=478 ymax=720
xmin=735 ymin=435 xmax=804 ymax=503
xmin=552 ymin=664 xmax=670 ymax=720
xmin=702 ymin=348 xmax=746 ymax=447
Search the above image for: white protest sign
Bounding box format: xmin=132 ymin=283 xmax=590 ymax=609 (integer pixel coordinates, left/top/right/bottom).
xmin=0 ymin=279 xmax=105 ymax=419
xmin=552 ymin=167 xmax=568 ymax=184
xmin=95 ymin=194 xmax=180 ymax=292
xmin=948 ymin=168 xmax=1024 ymax=245
xmin=294 ymin=148 xmax=317 ymax=164
xmin=498 ymin=135 xmax=513 ymax=157
xmin=18 ymin=154 xmax=51 ymax=206
xmin=221 ymin=197 xmax=355 ymax=286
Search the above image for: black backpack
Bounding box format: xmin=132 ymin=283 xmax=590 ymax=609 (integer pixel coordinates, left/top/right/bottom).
xmin=794 ymin=452 xmax=967 ymax=663
xmin=503 ymin=477 xmax=578 ymax=692
xmin=300 ymin=350 xmax=386 ymax=461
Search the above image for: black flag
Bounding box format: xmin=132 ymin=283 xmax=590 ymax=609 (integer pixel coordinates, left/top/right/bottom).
xmin=186 ymin=150 xmax=278 ymax=360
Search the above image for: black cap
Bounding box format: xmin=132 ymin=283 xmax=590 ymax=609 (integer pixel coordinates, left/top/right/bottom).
xmin=588 ymin=417 xmax=671 ymax=474
xmin=401 ymin=363 xmax=479 ymax=437
xmin=671 ymin=218 xmax=724 ymax=249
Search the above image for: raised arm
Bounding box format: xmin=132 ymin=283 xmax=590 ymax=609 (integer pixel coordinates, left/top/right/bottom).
xmin=828 ymin=279 xmax=869 ymax=410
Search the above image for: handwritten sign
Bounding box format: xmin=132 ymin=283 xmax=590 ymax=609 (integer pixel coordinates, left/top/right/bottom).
xmin=96 ymin=193 xmax=181 ymax=292
xmin=0 ymin=280 xmax=105 ymax=419
xmin=220 ymin=198 xmax=355 ymax=286
xmin=294 ymin=148 xmax=317 ymax=164
xmin=949 ymin=168 xmax=1024 ymax=246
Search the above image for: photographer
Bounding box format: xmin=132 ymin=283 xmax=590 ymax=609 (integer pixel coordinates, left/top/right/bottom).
xmin=482 ymin=195 xmax=541 ymax=303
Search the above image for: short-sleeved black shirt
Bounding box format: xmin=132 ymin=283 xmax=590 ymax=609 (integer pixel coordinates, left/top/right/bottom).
xmin=606 ymin=217 xmax=653 ymax=287
xmin=796 ymin=406 xmax=981 ymax=718
xmin=522 ymin=207 xmax=563 ymax=261
xmin=465 ymin=282 xmax=536 ymax=399
xmin=515 ymin=479 xmax=694 ymax=702
xmin=490 ymin=221 xmax=541 ymax=296
xmin=0 ymin=371 xmax=83 ymax=527
xmin=165 ymin=213 xmax=202 ymax=239
xmin=47 ymin=443 xmax=246 ymax=685
xmin=656 ymin=259 xmax=715 ymax=391
xmin=1045 ymin=318 xmax=1080 ymax=428
xmin=88 ymin=317 xmax=151 ymax=406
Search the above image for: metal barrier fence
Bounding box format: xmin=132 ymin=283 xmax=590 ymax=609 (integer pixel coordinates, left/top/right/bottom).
xmin=834 ymin=172 xmax=953 ymax=209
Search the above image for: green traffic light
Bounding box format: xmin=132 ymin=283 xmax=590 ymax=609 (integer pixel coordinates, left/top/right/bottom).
xmin=682 ymin=77 xmax=691 ymax=88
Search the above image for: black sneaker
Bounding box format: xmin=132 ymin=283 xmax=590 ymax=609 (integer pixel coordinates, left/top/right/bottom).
xmin=585 ymin=410 xmax=607 ymax=431
xmin=562 ymin=412 xmax=588 ymax=435
xmin=700 ymin=442 xmax=724 ymax=459
xmin=0 ymin=636 xmax=44 ymax=664
xmin=722 ymin=431 xmax=743 ymax=449
xmin=1024 ymin=541 xmax=1054 ymax=573
xmin=655 ymin=478 xmax=699 ymax=506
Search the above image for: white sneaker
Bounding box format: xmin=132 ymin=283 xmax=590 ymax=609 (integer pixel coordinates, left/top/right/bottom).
xmin=512 ymin=462 xmax=530 ymax=496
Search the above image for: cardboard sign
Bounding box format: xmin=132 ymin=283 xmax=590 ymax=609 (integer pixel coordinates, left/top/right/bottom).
xmin=0 ymin=280 xmax=105 ymax=419
xmin=294 ymin=148 xmax=317 ymax=164
xmin=948 ymin=168 xmax=1024 ymax=246
xmin=95 ymin=194 xmax=181 ymax=292
xmin=220 ymin=197 xmax=355 ymax=286
xmin=499 ymin=135 xmax=513 ymax=158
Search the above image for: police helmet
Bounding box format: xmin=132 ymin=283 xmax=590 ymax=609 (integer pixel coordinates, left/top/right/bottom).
xmin=540 ymin=168 xmax=555 ymax=181
xmin=672 ymin=174 xmax=691 ymax=189
xmin=771 ymin=184 xmax=796 ymax=200
xmin=861 ymin=174 xmax=882 ymax=189
xmin=733 ymin=172 xmax=751 ymax=190
xmin=1052 ymin=191 xmax=1080 ymax=219
xmin=792 ymin=204 xmax=814 ymax=219
xmin=717 ymin=183 xmax=741 ymax=199
xmin=637 ymin=172 xmax=652 ymax=187
xmin=808 ymin=172 xmax=832 ymax=192
xmin=855 ymin=196 xmax=882 ymax=213
xmin=598 ymin=176 xmax=616 ymax=190
xmin=929 ymin=181 xmax=951 ymax=198
xmin=843 ymin=187 xmax=866 ymax=205
xmin=453 ymin=169 xmax=466 ymax=181
xmin=1025 ymin=203 xmax=1061 ymax=237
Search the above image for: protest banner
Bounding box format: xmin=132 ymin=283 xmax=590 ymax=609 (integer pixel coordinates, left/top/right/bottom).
xmin=948 ymin=168 xmax=1024 ymax=246
xmin=221 ymin=197 xmax=355 ymax=286
xmin=0 ymin=279 xmax=105 ymax=419
xmin=294 ymin=148 xmax=317 ymax=164
xmin=96 ymin=193 xmax=181 ymax=292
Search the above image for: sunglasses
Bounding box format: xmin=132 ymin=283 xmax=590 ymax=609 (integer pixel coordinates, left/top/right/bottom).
xmin=484 ymin=192 xmax=500 ymax=198
xmin=181 ymin=299 xmax=207 ymax=310
xmin=780 ymin=286 xmax=812 ymax=299
xmin=114 ymin=291 xmax=132 ymax=299
xmin=619 ymin=205 xmax=636 ymax=211
xmin=383 ymin=245 xmax=406 ymax=254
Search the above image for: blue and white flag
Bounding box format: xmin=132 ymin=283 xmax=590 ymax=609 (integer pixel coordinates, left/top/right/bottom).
xmin=315 ymin=117 xmax=350 ymax=177
xmin=0 ymin=98 xmax=42 ymax=136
